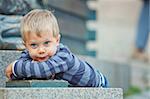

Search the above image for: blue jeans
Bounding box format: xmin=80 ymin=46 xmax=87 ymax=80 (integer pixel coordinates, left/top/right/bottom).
xmin=135 ymin=0 xmax=149 ymax=50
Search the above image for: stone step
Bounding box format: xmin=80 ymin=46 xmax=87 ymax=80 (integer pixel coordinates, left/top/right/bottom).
xmin=0 ymin=88 xmax=123 ymax=99
xmin=6 ymin=80 xmax=70 ymax=88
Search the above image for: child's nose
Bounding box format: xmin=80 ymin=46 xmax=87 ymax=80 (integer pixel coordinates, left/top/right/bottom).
xmin=38 ymin=47 xmax=45 ymax=54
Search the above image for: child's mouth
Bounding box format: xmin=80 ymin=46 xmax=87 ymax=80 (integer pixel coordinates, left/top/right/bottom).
xmin=36 ymin=56 xmax=49 ymax=62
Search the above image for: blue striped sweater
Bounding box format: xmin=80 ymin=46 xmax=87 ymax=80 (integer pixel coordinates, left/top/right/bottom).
xmin=12 ymin=44 xmax=107 ymax=87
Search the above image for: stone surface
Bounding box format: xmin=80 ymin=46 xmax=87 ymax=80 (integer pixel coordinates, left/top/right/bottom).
xmin=0 ymin=50 xmax=21 ymax=87
xmin=6 ymin=80 xmax=70 ymax=88
xmin=46 ymin=0 xmax=89 ymax=18
xmin=0 ymin=88 xmax=123 ymax=99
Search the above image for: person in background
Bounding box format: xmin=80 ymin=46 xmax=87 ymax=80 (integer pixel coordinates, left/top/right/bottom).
xmin=132 ymin=0 xmax=149 ymax=62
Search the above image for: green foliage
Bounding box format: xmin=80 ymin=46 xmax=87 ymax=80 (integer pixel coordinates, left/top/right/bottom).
xmin=124 ymin=86 xmax=141 ymax=97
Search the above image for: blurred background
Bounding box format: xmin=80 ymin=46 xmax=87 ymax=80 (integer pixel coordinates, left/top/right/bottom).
xmin=0 ymin=0 xmax=149 ymax=98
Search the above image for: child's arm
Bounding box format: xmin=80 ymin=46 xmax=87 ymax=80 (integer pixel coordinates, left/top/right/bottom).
xmin=5 ymin=63 xmax=13 ymax=79
xmin=11 ymin=50 xmax=71 ymax=79
xmin=5 ymin=61 xmax=16 ymax=80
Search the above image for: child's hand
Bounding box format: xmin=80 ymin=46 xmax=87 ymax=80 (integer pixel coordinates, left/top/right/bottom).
xmin=50 ymin=74 xmax=55 ymax=80
xmin=5 ymin=62 xmax=13 ymax=79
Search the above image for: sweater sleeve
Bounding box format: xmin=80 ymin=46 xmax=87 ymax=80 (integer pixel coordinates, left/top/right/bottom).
xmin=12 ymin=47 xmax=72 ymax=79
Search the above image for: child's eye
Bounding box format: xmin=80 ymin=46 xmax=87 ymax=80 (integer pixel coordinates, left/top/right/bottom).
xmin=44 ymin=41 xmax=50 ymax=46
xmin=30 ymin=44 xmax=38 ymax=49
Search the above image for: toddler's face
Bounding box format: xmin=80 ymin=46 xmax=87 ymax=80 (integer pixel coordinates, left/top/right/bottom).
xmin=24 ymin=32 xmax=60 ymax=62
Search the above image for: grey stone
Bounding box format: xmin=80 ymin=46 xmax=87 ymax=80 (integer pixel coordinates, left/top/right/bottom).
xmin=0 ymin=88 xmax=123 ymax=99
xmin=0 ymin=15 xmax=23 ymax=50
xmin=0 ymin=50 xmax=20 ymax=87
xmin=45 ymin=0 xmax=89 ymax=18
xmin=6 ymin=80 xmax=70 ymax=88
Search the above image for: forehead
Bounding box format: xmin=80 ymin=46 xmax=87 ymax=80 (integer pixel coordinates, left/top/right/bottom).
xmin=25 ymin=32 xmax=53 ymax=42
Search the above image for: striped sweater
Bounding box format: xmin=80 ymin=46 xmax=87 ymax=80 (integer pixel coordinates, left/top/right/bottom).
xmin=12 ymin=44 xmax=107 ymax=87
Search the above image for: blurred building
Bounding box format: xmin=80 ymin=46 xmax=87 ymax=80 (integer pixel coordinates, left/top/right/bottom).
xmin=87 ymin=0 xmax=150 ymax=92
xmin=87 ymin=0 xmax=146 ymax=62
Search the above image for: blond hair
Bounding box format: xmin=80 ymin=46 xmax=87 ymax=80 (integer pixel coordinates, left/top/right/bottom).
xmin=20 ymin=9 xmax=60 ymax=42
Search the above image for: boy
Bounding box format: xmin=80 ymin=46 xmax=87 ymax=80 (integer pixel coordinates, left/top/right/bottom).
xmin=5 ymin=9 xmax=108 ymax=87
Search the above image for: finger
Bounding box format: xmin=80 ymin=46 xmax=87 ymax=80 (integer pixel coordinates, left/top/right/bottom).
xmin=51 ymin=74 xmax=55 ymax=80
xmin=6 ymin=73 xmax=11 ymax=80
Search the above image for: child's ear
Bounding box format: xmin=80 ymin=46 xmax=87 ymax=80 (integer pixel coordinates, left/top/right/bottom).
xmin=57 ymin=34 xmax=61 ymax=42
xmin=56 ymin=34 xmax=61 ymax=46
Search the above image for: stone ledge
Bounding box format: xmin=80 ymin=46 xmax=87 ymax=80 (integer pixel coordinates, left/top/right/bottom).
xmin=0 ymin=88 xmax=123 ymax=99
xmin=6 ymin=80 xmax=70 ymax=88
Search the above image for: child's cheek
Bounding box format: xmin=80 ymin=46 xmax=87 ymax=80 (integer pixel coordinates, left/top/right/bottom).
xmin=49 ymin=45 xmax=57 ymax=56
xmin=29 ymin=52 xmax=37 ymax=60
xmin=53 ymin=45 xmax=57 ymax=54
